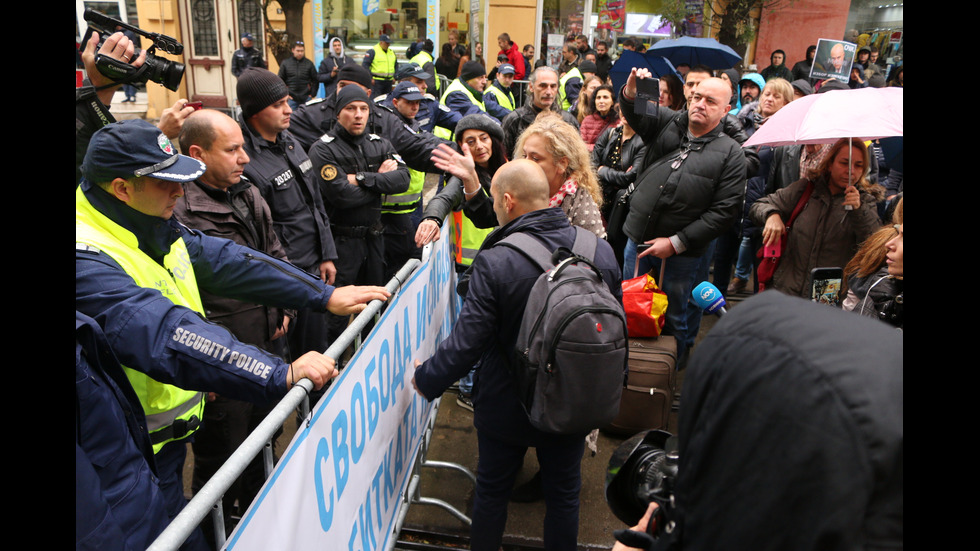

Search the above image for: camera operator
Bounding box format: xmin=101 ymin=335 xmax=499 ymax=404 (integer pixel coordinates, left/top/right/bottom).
xmin=609 ymin=292 xmax=903 ymax=551
xmin=76 ymin=31 xmax=196 ymax=185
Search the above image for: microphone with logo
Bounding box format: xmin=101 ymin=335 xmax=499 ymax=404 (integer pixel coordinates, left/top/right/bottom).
xmin=692 ymin=281 xmax=727 ymax=317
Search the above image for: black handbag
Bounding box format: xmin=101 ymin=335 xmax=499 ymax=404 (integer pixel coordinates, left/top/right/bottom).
xmin=605 ymin=182 xmax=635 ymax=244
xmin=605 ymin=143 xmax=687 ymax=245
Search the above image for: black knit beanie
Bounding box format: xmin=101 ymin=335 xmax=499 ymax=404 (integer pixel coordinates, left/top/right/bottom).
xmin=237 ymin=68 xmax=289 ymax=118
xmin=336 ymin=65 xmax=373 ymax=89
xmin=460 ymin=60 xmax=487 ymax=81
xmin=335 ymin=85 xmax=371 ymax=113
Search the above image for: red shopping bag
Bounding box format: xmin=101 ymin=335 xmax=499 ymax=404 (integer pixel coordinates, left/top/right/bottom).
xmin=622 ymin=273 xmax=668 ymax=337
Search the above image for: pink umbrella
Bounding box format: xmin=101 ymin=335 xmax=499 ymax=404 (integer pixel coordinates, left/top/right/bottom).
xmin=742 ymin=86 xmax=902 ymax=210
xmin=743 ymin=86 xmax=903 ymax=148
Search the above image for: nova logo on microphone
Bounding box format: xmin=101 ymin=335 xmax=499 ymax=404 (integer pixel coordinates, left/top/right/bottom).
xmin=692 ymin=282 xmax=728 ymax=316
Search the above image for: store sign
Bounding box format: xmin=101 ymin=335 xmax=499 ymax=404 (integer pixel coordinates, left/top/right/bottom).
xmin=363 ymin=0 xmax=379 ymax=16
xmin=427 ymin=0 xmax=438 ymax=44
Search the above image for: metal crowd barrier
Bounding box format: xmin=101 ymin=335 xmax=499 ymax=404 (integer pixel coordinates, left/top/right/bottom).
xmin=147 ymin=256 xmax=475 ymax=550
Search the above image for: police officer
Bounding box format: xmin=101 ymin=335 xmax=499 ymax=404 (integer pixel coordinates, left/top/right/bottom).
xmin=443 ymin=61 xmax=497 ymax=121
xmin=484 ymin=62 xmax=518 ymax=121
xmin=375 ymin=81 xmax=429 ymax=280
xmin=409 ymin=38 xmax=440 ymax=97
xmin=308 ymin=86 xmax=410 ymax=338
xmin=76 ymin=119 xmax=390 ymax=550
xmin=236 ymin=68 xmax=339 ymax=359
xmin=377 ymin=63 xmax=460 ymax=136
xmin=292 ymin=65 xmax=455 ymax=175
xmin=436 ymin=61 xmax=498 ymax=141
xmin=362 ymin=34 xmax=397 ymax=98
xmin=231 ymin=32 xmax=266 ymax=78
xmin=558 ymin=59 xmax=596 ymax=111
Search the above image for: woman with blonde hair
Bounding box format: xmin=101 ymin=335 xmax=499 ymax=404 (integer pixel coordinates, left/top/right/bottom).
xmin=513 ymin=112 xmax=606 ymax=238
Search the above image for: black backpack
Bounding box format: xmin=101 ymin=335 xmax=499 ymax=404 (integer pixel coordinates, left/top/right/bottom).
xmin=496 ymin=228 xmax=628 ymax=434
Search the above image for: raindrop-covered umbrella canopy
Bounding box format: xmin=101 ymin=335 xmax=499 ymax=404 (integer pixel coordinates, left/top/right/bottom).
xmin=647 ymin=37 xmax=742 ymax=70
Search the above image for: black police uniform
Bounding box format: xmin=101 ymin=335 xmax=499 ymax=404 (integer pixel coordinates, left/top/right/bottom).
xmin=231 ymin=46 xmax=266 ymax=77
xmin=373 ymin=101 xmax=432 ymax=280
xmin=308 ymin=125 xmax=410 ymax=338
xmin=290 ymin=95 xmax=453 ymax=173
xmin=239 ymin=118 xmax=338 ymax=358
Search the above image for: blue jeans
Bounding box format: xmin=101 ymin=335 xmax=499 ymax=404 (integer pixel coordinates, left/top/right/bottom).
xmin=624 ymin=238 xmax=712 ymax=366
xmin=735 ymin=235 xmax=754 ymax=281
xmin=458 ymin=368 xmax=475 ymax=396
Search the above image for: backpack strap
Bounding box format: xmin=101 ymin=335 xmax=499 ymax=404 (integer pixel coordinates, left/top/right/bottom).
xmin=498 ymin=228 xmax=607 ymax=282
xmin=497 ymin=232 xmax=554 ymax=272
xmin=569 ymin=226 xmax=598 ymax=262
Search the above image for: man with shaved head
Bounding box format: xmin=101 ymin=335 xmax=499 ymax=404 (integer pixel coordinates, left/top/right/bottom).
xmin=619 ymin=70 xmax=747 ymax=369
xmin=411 ymin=159 xmax=622 ymax=551
xmin=176 ymin=108 xmax=298 ymax=529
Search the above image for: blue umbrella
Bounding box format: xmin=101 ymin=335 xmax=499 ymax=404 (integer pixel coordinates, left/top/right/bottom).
xmin=647 ymin=36 xmax=741 ymax=70
xmin=608 ymin=50 xmax=680 ymax=98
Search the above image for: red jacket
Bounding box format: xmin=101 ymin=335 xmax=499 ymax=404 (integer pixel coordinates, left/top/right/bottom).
xmin=498 ymin=41 xmax=526 ymax=80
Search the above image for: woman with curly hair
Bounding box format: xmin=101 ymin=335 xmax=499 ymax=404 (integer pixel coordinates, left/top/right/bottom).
xmin=513 ymin=112 xmax=606 ymax=238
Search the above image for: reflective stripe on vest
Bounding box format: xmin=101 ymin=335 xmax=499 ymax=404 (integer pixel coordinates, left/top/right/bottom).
xmin=370 ymin=44 xmax=397 ymax=80
xmin=485 ymin=83 xmax=515 ymax=111
xmin=559 ymin=67 xmax=583 ymax=110
xmin=76 ymin=186 xmax=206 ymax=454
xmin=451 ymin=208 xmax=495 ymax=266
xmin=433 ymin=126 xmax=454 ymax=141
xmin=441 ymin=79 xmax=487 ymax=112
xmin=383 ymin=169 xmax=424 ymax=214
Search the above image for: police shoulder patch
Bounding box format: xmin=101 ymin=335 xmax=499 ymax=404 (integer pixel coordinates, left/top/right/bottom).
xmin=367 ymin=133 xmax=381 ymax=141
xmin=424 ymin=93 xmax=437 ymax=101
xmin=305 ymin=97 xmax=325 ymax=106
xmin=320 ymin=164 xmax=338 ymax=181
xmin=374 ymin=94 xmax=388 ymax=103
xmin=319 ymin=134 xmax=335 ymax=143
xmin=438 ymin=103 xmax=451 ymax=112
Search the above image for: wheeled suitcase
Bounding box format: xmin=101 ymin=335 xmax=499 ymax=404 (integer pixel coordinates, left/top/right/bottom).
xmin=603 ymin=335 xmax=677 ymax=436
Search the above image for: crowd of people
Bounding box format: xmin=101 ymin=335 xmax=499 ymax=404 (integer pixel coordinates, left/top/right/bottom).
xmin=76 ymin=28 xmax=902 ymax=551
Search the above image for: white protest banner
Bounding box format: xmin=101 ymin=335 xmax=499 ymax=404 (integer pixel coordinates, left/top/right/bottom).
xmin=225 ymin=233 xmax=458 ymax=550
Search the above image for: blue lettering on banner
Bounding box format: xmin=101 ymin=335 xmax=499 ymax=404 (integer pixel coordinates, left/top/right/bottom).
xmin=315 ymin=438 xmax=334 ymax=530
xmin=226 ymin=223 xmax=459 ymax=551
